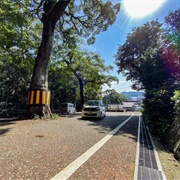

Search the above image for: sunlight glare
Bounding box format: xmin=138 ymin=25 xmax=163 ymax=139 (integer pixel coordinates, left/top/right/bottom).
xmin=122 ymin=0 xmax=166 ymax=19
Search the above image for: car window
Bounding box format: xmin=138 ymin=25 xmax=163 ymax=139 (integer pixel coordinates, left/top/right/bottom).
xmin=86 ymin=101 xmax=99 ymax=106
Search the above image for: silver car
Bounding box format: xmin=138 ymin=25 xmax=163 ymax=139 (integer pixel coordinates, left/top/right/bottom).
xmin=82 ymin=100 xmax=106 ymax=120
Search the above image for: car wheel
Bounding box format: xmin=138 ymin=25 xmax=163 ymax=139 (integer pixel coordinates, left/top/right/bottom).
xmin=98 ymin=113 xmax=103 ymax=120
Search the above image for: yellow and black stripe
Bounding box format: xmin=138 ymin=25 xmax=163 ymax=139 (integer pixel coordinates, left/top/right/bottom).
xmin=28 ymin=89 xmax=50 ymax=105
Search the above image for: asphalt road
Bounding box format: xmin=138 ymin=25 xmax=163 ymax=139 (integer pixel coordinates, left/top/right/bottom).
xmin=0 ymin=111 xmax=140 ymax=180
xmin=53 ymin=111 xmax=140 ymax=180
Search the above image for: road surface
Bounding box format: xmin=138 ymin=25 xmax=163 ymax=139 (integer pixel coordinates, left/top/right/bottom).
xmin=0 ymin=112 xmax=165 ymax=179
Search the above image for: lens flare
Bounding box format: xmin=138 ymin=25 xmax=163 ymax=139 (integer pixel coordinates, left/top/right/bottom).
xmin=122 ymin=0 xmax=166 ymax=19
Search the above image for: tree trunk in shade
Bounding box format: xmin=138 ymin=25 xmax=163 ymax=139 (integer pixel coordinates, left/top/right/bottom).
xmin=27 ymin=0 xmax=70 ymax=118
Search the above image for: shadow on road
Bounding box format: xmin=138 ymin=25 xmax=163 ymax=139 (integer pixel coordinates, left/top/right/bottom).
xmin=0 ymin=118 xmax=23 ymax=136
xmin=77 ymin=112 xmax=139 ymax=141
xmin=0 ymin=128 xmax=11 ymax=136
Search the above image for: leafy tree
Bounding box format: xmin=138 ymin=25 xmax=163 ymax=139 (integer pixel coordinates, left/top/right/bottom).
xmin=49 ymin=63 xmax=79 ymax=110
xmin=115 ymin=18 xmax=177 ymax=138
xmin=165 ymin=9 xmax=180 ymax=48
xmin=0 ymin=1 xmax=40 ymax=113
xmin=139 ymin=48 xmax=171 ymax=90
xmin=172 ymin=90 xmax=180 ymax=108
xmin=84 ymin=83 xmax=103 ymax=103
xmin=103 ymin=89 xmax=127 ymax=105
xmin=141 ymin=49 xmax=175 ymax=137
xmin=164 ymin=10 xmax=180 ymax=156
xmin=14 ymin=0 xmax=120 ymax=118
xmin=115 ymin=20 xmax=162 ymax=90
xmin=61 ymin=48 xmax=118 ymax=105
xmin=163 ymin=9 xmax=180 ymax=86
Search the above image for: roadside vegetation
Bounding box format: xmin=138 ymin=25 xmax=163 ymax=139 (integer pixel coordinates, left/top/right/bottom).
xmin=0 ymin=0 xmax=120 ymax=116
xmin=0 ymin=0 xmax=179 ymax=159
xmin=115 ymin=9 xmax=180 ymax=160
xmin=102 ymin=89 xmax=127 ymax=105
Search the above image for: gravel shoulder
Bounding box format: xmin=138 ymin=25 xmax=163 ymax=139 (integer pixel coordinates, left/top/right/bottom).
xmin=153 ymin=137 xmax=180 ymax=180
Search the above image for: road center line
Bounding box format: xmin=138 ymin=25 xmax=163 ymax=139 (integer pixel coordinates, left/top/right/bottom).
xmin=51 ymin=114 xmax=134 ymax=180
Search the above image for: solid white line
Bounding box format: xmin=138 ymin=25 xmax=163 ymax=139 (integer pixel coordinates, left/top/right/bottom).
xmin=133 ymin=114 xmax=141 ymax=180
xmin=51 ymin=114 xmax=134 ymax=180
xmin=147 ymin=127 xmax=167 ymax=180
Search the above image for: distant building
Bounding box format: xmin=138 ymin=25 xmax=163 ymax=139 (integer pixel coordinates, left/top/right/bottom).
xmin=107 ymin=100 xmax=141 ymax=111
xmin=122 ymin=101 xmax=140 ymax=111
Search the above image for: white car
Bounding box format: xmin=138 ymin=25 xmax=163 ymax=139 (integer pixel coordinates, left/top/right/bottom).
xmin=132 ymin=105 xmax=142 ymax=111
xmin=60 ymin=103 xmax=76 ymax=114
xmin=82 ymin=100 xmax=106 ymax=120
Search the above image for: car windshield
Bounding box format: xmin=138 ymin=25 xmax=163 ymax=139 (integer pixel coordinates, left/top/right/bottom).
xmin=86 ymin=101 xmax=99 ymax=106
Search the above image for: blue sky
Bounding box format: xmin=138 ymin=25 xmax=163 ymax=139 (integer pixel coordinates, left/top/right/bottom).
xmin=89 ymin=0 xmax=179 ymax=93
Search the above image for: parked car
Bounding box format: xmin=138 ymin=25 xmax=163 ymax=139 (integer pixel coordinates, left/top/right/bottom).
xmin=132 ymin=105 xmax=142 ymax=111
xmin=82 ymin=100 xmax=106 ymax=120
xmin=60 ymin=103 xmax=76 ymax=114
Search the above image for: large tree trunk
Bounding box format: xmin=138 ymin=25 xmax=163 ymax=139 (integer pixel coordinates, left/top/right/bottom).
xmin=27 ymin=0 xmax=70 ymax=118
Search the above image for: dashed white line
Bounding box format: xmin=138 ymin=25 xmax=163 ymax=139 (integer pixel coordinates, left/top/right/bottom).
xmin=51 ymin=114 xmax=134 ymax=180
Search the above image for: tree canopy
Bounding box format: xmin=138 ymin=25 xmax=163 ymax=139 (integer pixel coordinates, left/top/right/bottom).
xmin=115 ymin=9 xmax=180 ymax=139
xmin=0 ymin=0 xmax=120 ymax=117
xmin=103 ymin=89 xmax=127 ymax=105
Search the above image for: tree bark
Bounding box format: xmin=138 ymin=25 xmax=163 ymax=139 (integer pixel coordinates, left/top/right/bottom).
xmin=27 ymin=0 xmax=70 ymax=118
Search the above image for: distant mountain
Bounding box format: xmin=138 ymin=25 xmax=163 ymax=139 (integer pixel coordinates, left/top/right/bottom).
xmin=120 ymin=91 xmax=145 ymax=101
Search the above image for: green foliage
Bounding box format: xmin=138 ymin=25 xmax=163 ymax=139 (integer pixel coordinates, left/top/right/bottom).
xmin=0 ymin=1 xmax=41 ymax=112
xmin=143 ymin=89 xmax=175 ymax=139
xmin=172 ymin=90 xmax=180 ymax=108
xmin=49 ymin=64 xmax=79 ymax=109
xmin=63 ymin=0 xmax=120 ymax=38
xmin=164 ymin=9 xmax=180 ymax=83
xmin=115 ymin=20 xmax=162 ymax=90
xmin=33 ymin=113 xmax=59 ymax=120
xmin=60 ymin=48 xmax=118 ymax=105
xmin=140 ymin=48 xmax=171 ymax=89
xmin=103 ymin=89 xmax=127 ymax=105
xmin=0 ymin=0 xmax=120 ymax=116
xmin=115 ymin=11 xmax=179 ymax=140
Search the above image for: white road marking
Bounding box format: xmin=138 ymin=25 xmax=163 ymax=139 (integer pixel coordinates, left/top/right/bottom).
xmin=133 ymin=114 xmax=141 ymax=180
xmin=51 ymin=114 xmax=134 ymax=180
xmin=147 ymin=127 xmax=167 ymax=180
xmin=133 ymin=114 xmax=167 ymax=180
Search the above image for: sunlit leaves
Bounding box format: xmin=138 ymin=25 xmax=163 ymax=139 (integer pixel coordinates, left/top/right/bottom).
xmin=103 ymin=89 xmax=127 ymax=105
xmin=60 ymin=0 xmax=120 ymax=41
xmin=0 ymin=0 xmax=41 ymax=108
xmin=163 ymin=9 xmax=180 ymax=83
xmin=115 ymin=9 xmax=179 ymax=139
xmin=115 ymin=20 xmax=163 ymax=90
xmin=57 ymin=47 xmax=118 ymax=104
